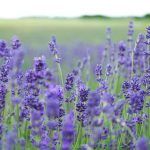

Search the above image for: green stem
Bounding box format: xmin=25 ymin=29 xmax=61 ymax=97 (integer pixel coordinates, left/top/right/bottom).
xmin=116 ymin=118 xmax=136 ymax=143
xmin=55 ymin=54 xmax=64 ymax=86
xmin=74 ymin=123 xmax=82 ymax=149
xmin=131 ymin=46 xmax=134 ymax=77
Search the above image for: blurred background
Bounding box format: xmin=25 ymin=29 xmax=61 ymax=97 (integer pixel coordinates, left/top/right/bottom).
xmin=0 ymin=0 xmax=150 ymax=71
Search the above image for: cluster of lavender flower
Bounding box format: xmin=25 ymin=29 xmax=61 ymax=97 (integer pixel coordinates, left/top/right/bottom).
xmin=0 ymin=23 xmax=150 ymax=150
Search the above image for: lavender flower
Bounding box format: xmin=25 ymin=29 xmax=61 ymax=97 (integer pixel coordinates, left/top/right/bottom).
xmin=76 ymin=83 xmax=89 ymax=126
xmin=45 ymin=89 xmax=59 ymax=119
xmin=145 ymin=26 xmax=150 ymax=41
xmin=34 ymin=56 xmax=46 ymax=74
xmin=62 ymin=111 xmax=74 ymax=150
xmin=128 ymin=92 xmax=144 ymax=114
xmin=134 ymin=34 xmax=145 ymax=73
xmin=118 ymin=41 xmax=126 ymax=66
xmin=49 ymin=36 xmax=58 ymax=55
xmin=136 ymin=137 xmax=149 ymax=150
xmin=5 ymin=128 xmax=17 ymax=150
xmin=0 ymin=40 xmax=10 ymax=57
xmin=0 ymin=63 xmax=9 ymax=83
xmin=87 ymin=91 xmax=101 ymax=117
xmin=106 ymin=64 xmax=113 ymax=76
xmin=65 ymin=73 xmax=74 ymax=91
xmin=106 ymin=27 xmax=111 ymax=46
xmin=31 ymin=109 xmax=43 ymax=129
xmin=128 ymin=21 xmax=134 ymax=41
xmin=102 ymin=92 xmax=114 ymax=105
xmin=78 ymin=84 xmax=89 ymax=102
xmin=95 ymin=64 xmax=102 ymax=77
xmin=25 ymin=69 xmax=37 ymax=83
xmin=0 ymin=84 xmax=7 ymax=112
xmin=39 ymin=132 xmax=51 ymax=150
xmin=11 ymin=35 xmax=21 ymax=50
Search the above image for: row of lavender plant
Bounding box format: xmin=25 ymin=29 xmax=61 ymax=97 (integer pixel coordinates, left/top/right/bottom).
xmin=0 ymin=23 xmax=150 ymax=150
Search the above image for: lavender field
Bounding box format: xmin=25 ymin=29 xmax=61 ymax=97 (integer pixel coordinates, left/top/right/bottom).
xmin=0 ymin=18 xmax=150 ymax=150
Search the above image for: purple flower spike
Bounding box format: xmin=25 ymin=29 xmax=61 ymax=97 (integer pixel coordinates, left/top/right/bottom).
xmin=11 ymin=35 xmax=21 ymax=50
xmin=145 ymin=26 xmax=150 ymax=45
xmin=95 ymin=64 xmax=102 ymax=77
xmin=106 ymin=64 xmax=113 ymax=76
xmin=65 ymin=73 xmax=74 ymax=91
xmin=0 ymin=40 xmax=10 ymax=57
xmin=146 ymin=26 xmax=150 ymax=39
xmin=49 ymin=36 xmax=58 ymax=55
xmin=62 ymin=111 xmax=74 ymax=150
xmin=136 ymin=137 xmax=149 ymax=150
xmin=34 ymin=56 xmax=46 ymax=73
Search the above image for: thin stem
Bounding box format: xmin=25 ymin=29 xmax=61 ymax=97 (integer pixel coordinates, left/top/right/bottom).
xmin=116 ymin=118 xmax=136 ymax=144
xmin=131 ymin=46 xmax=134 ymax=77
xmin=55 ymin=54 xmax=64 ymax=86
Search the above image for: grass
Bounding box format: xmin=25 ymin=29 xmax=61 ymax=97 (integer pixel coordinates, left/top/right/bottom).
xmin=0 ymin=18 xmax=149 ymax=49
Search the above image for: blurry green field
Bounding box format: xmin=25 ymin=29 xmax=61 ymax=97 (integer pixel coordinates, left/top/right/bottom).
xmin=0 ymin=18 xmax=149 ymax=49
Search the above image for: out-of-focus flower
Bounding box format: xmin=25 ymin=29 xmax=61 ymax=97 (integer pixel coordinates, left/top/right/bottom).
xmin=62 ymin=111 xmax=74 ymax=150
xmin=11 ymin=35 xmax=21 ymax=50
xmin=136 ymin=137 xmax=149 ymax=150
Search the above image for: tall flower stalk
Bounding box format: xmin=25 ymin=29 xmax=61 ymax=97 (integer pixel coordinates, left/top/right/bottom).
xmin=49 ymin=36 xmax=64 ymax=86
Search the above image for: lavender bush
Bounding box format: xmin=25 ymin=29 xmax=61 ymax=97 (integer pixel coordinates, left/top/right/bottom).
xmin=0 ymin=23 xmax=150 ymax=150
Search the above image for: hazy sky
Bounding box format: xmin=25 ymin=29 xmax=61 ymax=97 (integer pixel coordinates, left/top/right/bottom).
xmin=0 ymin=0 xmax=149 ymax=18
